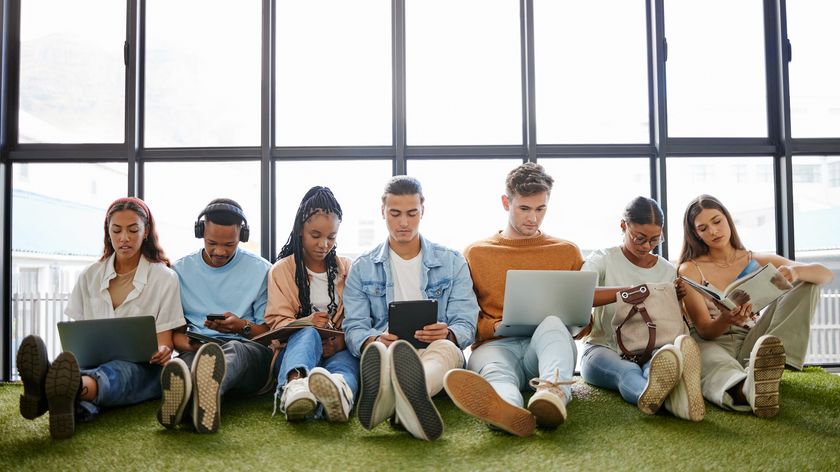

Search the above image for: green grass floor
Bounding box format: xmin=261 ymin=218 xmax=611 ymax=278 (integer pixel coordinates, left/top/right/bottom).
xmin=2 ymin=368 xmax=839 ymax=471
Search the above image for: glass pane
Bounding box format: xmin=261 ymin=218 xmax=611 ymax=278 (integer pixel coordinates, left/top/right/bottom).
xmin=793 ymin=156 xmax=840 ymax=364
xmin=665 ymin=157 xmax=776 ymax=259
xmin=665 ymin=0 xmax=767 ymax=137
xmin=11 ymin=163 xmax=127 ymax=380
xmin=19 ymin=0 xmax=125 ymax=143
xmin=144 ymin=162 xmax=262 ymax=262
xmin=406 ymin=0 xmax=521 ymax=145
xmin=534 ymin=0 xmax=648 ymax=144
xmin=145 ymin=0 xmax=261 ymax=147
xmin=276 ymin=0 xmax=391 ymax=146
xmin=539 ymin=159 xmax=651 ymax=255
xmin=275 ymin=161 xmax=393 ymax=260
xmin=408 ymin=159 xmax=520 ymax=252
xmin=787 ymin=1 xmax=840 ymax=138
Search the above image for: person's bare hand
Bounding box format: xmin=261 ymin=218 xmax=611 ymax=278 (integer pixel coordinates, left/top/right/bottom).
xmin=204 ymin=312 xmax=243 ymax=334
xmin=309 ymin=312 xmax=331 ymax=328
xmin=719 ymin=303 xmax=753 ymax=327
xmin=415 ymin=322 xmax=450 ymax=344
xmin=149 ymin=345 xmax=173 ymax=365
xmin=674 ymin=278 xmax=687 ymax=300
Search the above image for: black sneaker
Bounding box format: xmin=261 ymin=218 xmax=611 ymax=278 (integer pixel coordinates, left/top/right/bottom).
xmin=17 ymin=335 xmax=50 ymax=420
xmin=389 ymin=340 xmax=443 ymax=441
xmin=45 ymin=352 xmax=81 ymax=439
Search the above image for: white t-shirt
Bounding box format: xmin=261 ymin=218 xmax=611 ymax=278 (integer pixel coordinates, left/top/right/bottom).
xmin=582 ymin=246 xmax=676 ymax=349
xmin=307 ymin=268 xmax=332 ymax=313
xmin=65 ymin=254 xmax=186 ymax=333
xmin=389 ymin=248 xmax=424 ymax=302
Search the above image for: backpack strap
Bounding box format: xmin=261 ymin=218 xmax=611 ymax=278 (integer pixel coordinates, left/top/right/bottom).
xmin=615 ymin=285 xmax=657 ymax=365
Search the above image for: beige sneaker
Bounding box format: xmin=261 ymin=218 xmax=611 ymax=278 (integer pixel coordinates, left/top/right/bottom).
xmin=638 ymin=345 xmax=681 ymax=415
xmin=158 ymin=358 xmax=192 ymax=429
xmin=444 ymin=369 xmax=535 ymax=437
xmin=743 ymin=335 xmax=785 ymax=418
xmin=664 ymin=335 xmax=705 ymax=422
xmin=527 ymin=369 xmax=574 ymax=428
xmin=191 ymin=343 xmax=226 ymax=433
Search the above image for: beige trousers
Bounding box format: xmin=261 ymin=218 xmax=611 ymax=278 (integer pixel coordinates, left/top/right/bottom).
xmin=691 ymin=283 xmax=820 ymax=411
xmin=418 ymin=339 xmax=465 ymax=396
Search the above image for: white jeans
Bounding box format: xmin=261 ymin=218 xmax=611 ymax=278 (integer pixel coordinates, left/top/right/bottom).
xmin=467 ymin=316 xmax=577 ymax=408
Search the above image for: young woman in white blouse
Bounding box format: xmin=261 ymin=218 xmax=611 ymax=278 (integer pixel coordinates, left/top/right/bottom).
xmin=16 ymin=197 xmax=185 ymax=439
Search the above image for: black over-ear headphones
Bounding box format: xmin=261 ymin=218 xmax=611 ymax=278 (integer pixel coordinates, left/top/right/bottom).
xmin=194 ymin=202 xmax=250 ymax=242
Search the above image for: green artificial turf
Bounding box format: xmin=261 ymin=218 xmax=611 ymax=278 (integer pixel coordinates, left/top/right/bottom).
xmin=2 ymin=368 xmax=839 ymax=471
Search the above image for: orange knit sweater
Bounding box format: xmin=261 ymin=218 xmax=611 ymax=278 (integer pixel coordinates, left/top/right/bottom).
xmin=463 ymin=232 xmax=583 ymax=347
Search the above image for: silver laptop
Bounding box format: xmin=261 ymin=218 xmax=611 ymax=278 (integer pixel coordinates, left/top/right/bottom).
xmin=495 ymin=270 xmax=597 ymax=337
xmin=57 ymin=316 xmax=158 ymax=368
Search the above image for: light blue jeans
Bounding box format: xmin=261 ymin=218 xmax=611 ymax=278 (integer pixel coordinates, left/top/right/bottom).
xmin=80 ymin=360 xmax=162 ymax=417
xmin=580 ymin=343 xmax=653 ymax=405
xmin=467 ymin=316 xmax=576 ymax=408
xmin=274 ymin=327 xmax=360 ymax=418
xmin=179 ymin=339 xmax=273 ymax=398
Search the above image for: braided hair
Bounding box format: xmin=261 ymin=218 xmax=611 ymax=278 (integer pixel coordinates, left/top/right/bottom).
xmin=278 ymin=186 xmax=343 ymax=319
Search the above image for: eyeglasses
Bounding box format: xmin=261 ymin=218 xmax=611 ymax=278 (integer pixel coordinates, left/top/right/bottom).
xmin=628 ymin=232 xmax=664 ymax=248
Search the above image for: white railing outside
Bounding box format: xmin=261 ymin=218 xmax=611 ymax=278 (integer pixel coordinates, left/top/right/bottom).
xmin=7 ymin=289 xmax=840 ymax=380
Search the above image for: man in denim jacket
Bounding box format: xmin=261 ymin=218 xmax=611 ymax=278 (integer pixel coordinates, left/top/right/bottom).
xmin=343 ymin=176 xmax=478 ymax=441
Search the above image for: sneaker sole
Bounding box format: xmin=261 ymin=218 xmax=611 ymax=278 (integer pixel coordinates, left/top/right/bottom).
xmin=358 ymin=345 xmax=386 ymax=430
xmin=639 ymin=349 xmax=680 ymax=415
xmin=677 ymin=337 xmax=705 ymax=422
xmin=158 ymin=360 xmax=191 ymax=429
xmin=285 ymin=396 xmax=318 ymax=421
xmin=17 ymin=336 xmax=50 ymax=420
xmin=751 ymin=336 xmax=785 ymax=419
xmin=309 ymin=372 xmax=348 ymax=423
xmin=44 ymin=352 xmax=80 ymax=440
xmin=192 ymin=344 xmax=226 ymax=433
xmin=391 ymin=341 xmax=443 ymax=441
xmin=444 ymin=369 xmax=535 ymax=437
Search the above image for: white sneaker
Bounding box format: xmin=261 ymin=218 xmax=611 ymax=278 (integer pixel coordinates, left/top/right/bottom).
xmin=664 ymin=335 xmax=705 ymax=422
xmin=527 ymin=369 xmax=574 ymax=428
xmin=357 ymin=341 xmax=395 ymax=430
xmin=308 ymin=367 xmax=353 ymax=423
xmin=638 ymin=345 xmax=681 ymax=415
xmin=191 ymin=343 xmax=226 ymax=433
xmin=389 ymin=340 xmax=444 ymax=441
xmin=743 ymin=335 xmax=785 ymax=418
xmin=280 ymin=377 xmax=317 ymax=421
xmin=158 ymin=358 xmax=192 ymax=429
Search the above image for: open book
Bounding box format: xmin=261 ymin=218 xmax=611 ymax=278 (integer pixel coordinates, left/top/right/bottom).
xmin=681 ymin=263 xmax=794 ymax=326
xmin=251 ymin=318 xmax=343 ymax=347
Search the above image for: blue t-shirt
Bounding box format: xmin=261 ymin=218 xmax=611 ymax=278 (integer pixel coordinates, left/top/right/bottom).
xmin=172 ymin=248 xmax=271 ymax=341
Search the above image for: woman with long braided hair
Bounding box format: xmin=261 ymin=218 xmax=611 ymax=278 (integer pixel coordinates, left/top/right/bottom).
xmin=265 ymin=186 xmax=358 ymax=423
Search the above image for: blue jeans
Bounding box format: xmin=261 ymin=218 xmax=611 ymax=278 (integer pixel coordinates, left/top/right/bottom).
xmin=274 ymin=327 xmax=360 ymax=418
xmin=179 ymin=340 xmax=273 ymax=398
xmin=80 ymin=360 xmax=162 ymax=417
xmin=580 ymin=343 xmax=653 ymax=405
xmin=467 ymin=316 xmax=576 ymax=408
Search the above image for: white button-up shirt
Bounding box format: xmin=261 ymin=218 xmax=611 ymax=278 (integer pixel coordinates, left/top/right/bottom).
xmin=65 ymin=254 xmax=186 ymax=333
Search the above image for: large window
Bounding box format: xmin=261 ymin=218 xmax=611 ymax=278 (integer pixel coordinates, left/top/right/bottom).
xmin=143 ymin=161 xmax=262 ymax=262
xmin=405 ymin=0 xmax=521 ymax=145
xmin=665 ymin=0 xmax=767 ymax=137
xmin=276 ymin=0 xmax=392 ymax=146
xmin=787 ymin=1 xmax=840 ymax=138
xmin=18 ymin=0 xmax=125 ymax=143
xmin=145 ymin=0 xmax=261 ymax=147
xmin=665 ymin=157 xmax=776 ymax=259
xmin=534 ymin=0 xmax=648 ymax=144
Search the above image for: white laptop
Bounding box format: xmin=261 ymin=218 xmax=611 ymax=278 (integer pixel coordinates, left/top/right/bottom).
xmin=57 ymin=316 xmax=158 ymax=368
xmin=494 ymin=270 xmax=597 ymax=338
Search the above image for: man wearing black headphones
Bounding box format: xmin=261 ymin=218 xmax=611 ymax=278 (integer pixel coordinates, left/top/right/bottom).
xmin=157 ymin=198 xmax=273 ymax=433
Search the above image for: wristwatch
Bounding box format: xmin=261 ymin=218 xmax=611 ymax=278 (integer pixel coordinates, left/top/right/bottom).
xmin=241 ymin=320 xmax=254 ymax=337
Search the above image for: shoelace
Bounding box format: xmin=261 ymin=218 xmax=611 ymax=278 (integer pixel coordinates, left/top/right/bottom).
xmin=528 ymin=369 xmax=575 ymax=395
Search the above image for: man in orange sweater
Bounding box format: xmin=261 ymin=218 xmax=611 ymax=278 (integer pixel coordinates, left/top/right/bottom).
xmin=443 ymin=162 xmax=583 ymax=437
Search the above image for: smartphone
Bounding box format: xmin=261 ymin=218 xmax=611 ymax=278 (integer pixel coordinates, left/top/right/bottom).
xmin=206 ymin=314 xmax=226 ymax=321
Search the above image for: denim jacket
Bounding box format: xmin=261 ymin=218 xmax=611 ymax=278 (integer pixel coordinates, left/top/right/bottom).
xmin=343 ymin=235 xmax=479 ymax=357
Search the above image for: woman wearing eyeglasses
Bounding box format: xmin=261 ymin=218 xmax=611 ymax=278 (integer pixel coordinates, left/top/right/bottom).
xmin=678 ymin=194 xmax=832 ymax=418
xmin=579 ymin=196 xmax=704 ymax=421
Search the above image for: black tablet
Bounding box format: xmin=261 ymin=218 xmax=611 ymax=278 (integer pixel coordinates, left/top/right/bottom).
xmin=388 ymin=299 xmax=438 ymax=349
